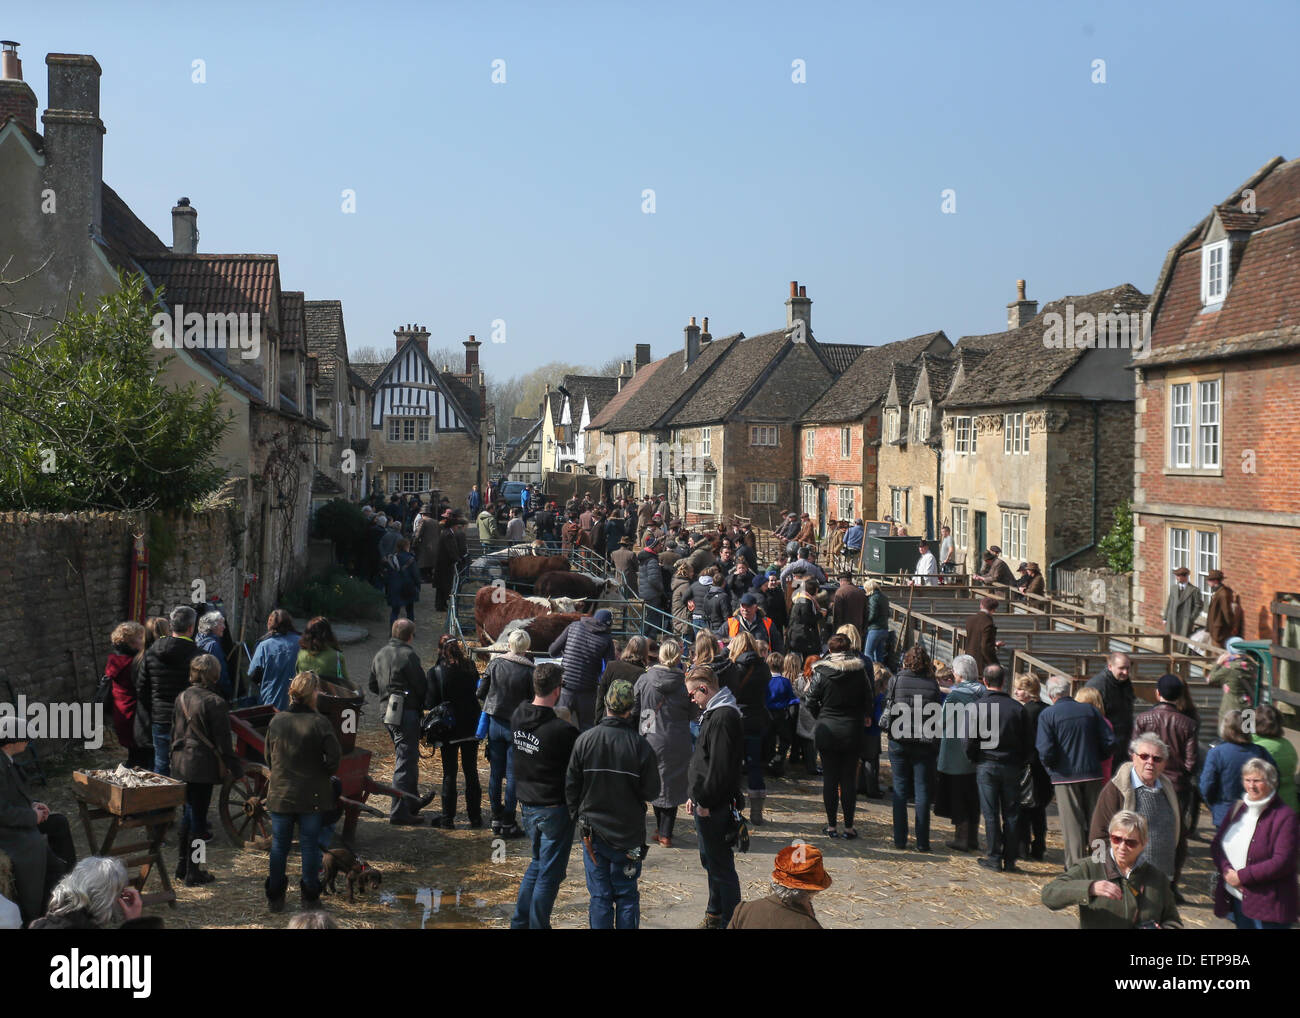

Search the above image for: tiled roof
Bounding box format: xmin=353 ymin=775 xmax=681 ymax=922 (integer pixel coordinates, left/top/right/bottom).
xmin=916 ymin=352 xmax=956 ymax=402
xmin=279 ymin=291 xmax=305 ymax=352
xmin=731 ymin=339 xmax=838 ymax=424
xmin=101 ymin=182 xmax=167 ymax=269
xmin=595 ymin=336 xmax=737 ymax=433
xmin=443 ymin=372 xmax=483 ymax=426
xmin=588 ymin=354 xmax=675 ymax=431
xmin=508 ymin=416 xmax=536 ymax=441
xmin=1139 ymin=156 xmax=1300 ymax=367
xmin=303 ymin=300 xmax=346 ymax=396
xmin=884 ymin=362 xmax=920 ymax=408
xmin=346 ymin=367 xmax=369 ymax=391
xmin=350 ymin=361 xmax=385 ymax=386
xmin=561 ymin=374 xmax=619 ymax=422
xmin=945 ymin=283 xmax=1148 ymax=407
xmin=135 ymin=254 xmax=281 ymax=320
xmin=668 ymin=330 xmax=793 ymax=426
xmin=801 ymin=331 xmax=950 ymax=422
xmin=817 ymin=342 xmax=867 ymax=373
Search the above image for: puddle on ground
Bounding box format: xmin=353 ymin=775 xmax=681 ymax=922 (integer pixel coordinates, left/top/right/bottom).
xmin=383 ymin=886 xmax=493 ymax=929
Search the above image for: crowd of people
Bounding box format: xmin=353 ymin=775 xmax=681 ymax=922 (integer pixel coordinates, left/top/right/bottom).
xmin=0 ymin=488 xmax=1293 ymax=933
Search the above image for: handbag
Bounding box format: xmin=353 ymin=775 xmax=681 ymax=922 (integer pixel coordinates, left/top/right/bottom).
xmin=421 ymin=665 xmax=456 ymax=746
xmin=1018 ymin=762 xmax=1039 ymax=808
xmin=723 ymin=792 xmax=751 ymax=853
xmin=92 ymin=672 xmax=114 ymax=709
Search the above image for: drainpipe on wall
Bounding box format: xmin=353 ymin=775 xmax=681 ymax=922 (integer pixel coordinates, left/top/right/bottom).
xmin=1049 ymin=403 xmax=1099 ymax=592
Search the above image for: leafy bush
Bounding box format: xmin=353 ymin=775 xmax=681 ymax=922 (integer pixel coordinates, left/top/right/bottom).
xmin=281 ymin=569 xmax=386 ymax=621
xmin=0 ymin=273 xmax=233 ymax=512
xmin=1097 ymin=500 xmax=1134 ymax=574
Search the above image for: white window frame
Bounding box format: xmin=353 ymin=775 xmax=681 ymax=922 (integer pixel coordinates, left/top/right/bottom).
xmin=911 ymin=406 xmax=929 ymax=442
xmin=701 ymin=427 xmax=711 ymax=457
xmin=805 ymin=429 xmax=815 ymax=459
xmin=418 ymin=418 xmax=430 ymax=442
xmin=1000 ymin=511 xmax=1028 ymax=563
xmin=387 ymin=417 xmax=400 ymax=442
xmin=401 ymin=418 xmax=416 ymax=443
xmin=1201 ymin=240 xmax=1228 ymax=305
xmin=1167 ymin=377 xmax=1221 ymax=473
xmin=952 ymin=505 xmax=969 ymax=552
xmin=750 ymin=482 xmax=777 ymax=504
xmin=840 ymin=427 xmax=851 ymax=459
xmin=1195 ymin=529 xmax=1220 ymax=601
xmin=750 ymin=425 xmax=778 ymax=447
xmin=686 ymin=476 xmax=714 ymax=513
xmin=838 ymin=486 xmax=855 ymax=520
xmin=1003 ymin=412 xmax=1028 ymax=455
xmin=890 ymin=488 xmax=909 ymax=525
xmin=955 ymin=416 xmax=974 ymax=455
xmin=387 ymin=473 xmax=400 ymax=494
xmin=801 ymin=482 xmax=817 ymax=520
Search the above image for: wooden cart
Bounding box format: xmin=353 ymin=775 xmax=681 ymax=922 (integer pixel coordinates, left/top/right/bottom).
xmin=72 ymin=769 xmax=187 ymax=908
xmin=218 ymin=682 xmax=407 ymax=848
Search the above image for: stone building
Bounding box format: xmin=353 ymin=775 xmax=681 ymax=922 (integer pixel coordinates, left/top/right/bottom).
xmin=367 ymin=325 xmax=487 ymax=500
xmin=304 ymin=300 xmax=372 ymax=502
xmin=1132 ymin=155 xmax=1300 ymax=644
xmin=799 ymin=331 xmax=950 ymax=540
xmin=941 ymin=281 xmax=1148 ymax=581
xmin=556 ymin=374 xmax=618 ymax=472
xmin=0 ymin=44 xmax=324 ymax=618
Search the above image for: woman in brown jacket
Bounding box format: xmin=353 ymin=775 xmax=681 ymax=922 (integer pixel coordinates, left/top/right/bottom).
xmin=170 ymin=654 xmax=243 ymax=886
xmin=264 ymin=672 xmax=342 ymax=912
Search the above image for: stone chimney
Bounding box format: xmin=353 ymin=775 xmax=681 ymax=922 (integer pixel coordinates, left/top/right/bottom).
xmin=394 ymin=323 xmax=430 ymax=358
xmin=42 ymin=53 xmax=105 ymax=248
xmin=700 ymin=316 xmax=711 ymax=346
xmin=0 ymin=41 xmax=37 ymax=132
xmin=1007 ymin=279 xmax=1038 ymax=329
xmin=463 ymin=334 xmax=480 ymax=377
xmin=786 ymin=280 xmax=811 ymax=332
xmin=616 ymin=360 xmax=629 ymax=392
xmin=171 ymin=197 xmax=198 ymax=254
xmin=684 ymin=316 xmax=701 ymax=368
xmin=634 ymin=343 xmax=651 ymax=372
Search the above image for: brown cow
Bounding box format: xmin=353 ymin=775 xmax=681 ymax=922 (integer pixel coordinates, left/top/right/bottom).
xmin=474 ymin=585 xmax=551 ymax=643
xmin=535 ymin=571 xmax=618 ymax=604
xmin=521 ymin=612 xmax=582 ymax=649
xmin=506 ymin=554 xmax=570 ymax=586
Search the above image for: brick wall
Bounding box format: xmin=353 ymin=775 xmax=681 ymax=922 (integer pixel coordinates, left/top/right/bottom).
xmin=0 ymin=507 xmax=239 ymax=712
xmin=800 ymin=421 xmax=868 ymax=522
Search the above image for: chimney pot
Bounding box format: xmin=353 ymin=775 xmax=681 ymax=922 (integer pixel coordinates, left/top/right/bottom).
xmin=689 ymin=315 xmax=696 ymax=327
xmin=799 ymin=285 xmax=807 ymax=298
xmin=1006 ymin=280 xmax=1038 ymax=330
xmin=1016 ymin=279 xmax=1026 ymax=300
xmin=0 ymin=41 xmax=36 ymax=132
xmin=701 ymin=316 xmax=709 ymax=333
xmin=171 ymin=197 xmax=198 ymax=254
xmin=790 ymin=280 xmax=798 ymax=297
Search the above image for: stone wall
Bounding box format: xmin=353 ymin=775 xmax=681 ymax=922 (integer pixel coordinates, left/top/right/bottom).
xmin=0 ymin=507 xmax=240 ymax=712
xmin=1059 ymin=565 xmax=1132 ymax=622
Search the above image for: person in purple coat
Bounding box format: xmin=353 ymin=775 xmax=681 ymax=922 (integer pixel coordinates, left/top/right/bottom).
xmin=1211 ymin=757 xmax=1298 ymax=929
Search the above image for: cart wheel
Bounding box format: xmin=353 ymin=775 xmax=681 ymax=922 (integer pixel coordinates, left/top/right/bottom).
xmin=220 ymin=764 xmax=272 ymax=849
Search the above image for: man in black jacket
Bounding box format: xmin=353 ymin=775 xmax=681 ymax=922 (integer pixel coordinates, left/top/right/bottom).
xmin=686 ymin=667 xmax=745 ymax=929
xmin=565 ymin=679 xmax=660 ymax=929
xmin=368 ymin=619 xmax=433 ymax=825
xmin=967 ymin=664 xmax=1030 ymax=873
xmin=138 ymin=605 xmax=202 ymax=775
xmin=510 ymin=663 xmax=579 ymax=929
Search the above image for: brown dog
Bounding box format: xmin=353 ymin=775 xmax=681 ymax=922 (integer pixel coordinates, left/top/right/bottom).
xmin=319 ymin=845 xmax=382 ymax=903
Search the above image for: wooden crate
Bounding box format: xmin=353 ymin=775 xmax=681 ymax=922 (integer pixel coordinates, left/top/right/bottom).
xmin=72 ymin=770 xmax=187 ymax=816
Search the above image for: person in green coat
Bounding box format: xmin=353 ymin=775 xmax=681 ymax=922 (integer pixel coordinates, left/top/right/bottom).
xmin=1042 ymin=810 xmax=1182 ymax=929
xmin=1212 ymin=641 xmax=1258 ymax=726
xmin=296 ymin=616 xmax=357 ymax=693
xmin=264 ymin=671 xmax=342 ymax=913
xmin=1251 ymin=705 xmax=1299 ymax=813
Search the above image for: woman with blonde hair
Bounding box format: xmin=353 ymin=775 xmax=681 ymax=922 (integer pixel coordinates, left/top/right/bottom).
xmin=835 ymin=624 xmax=863 ymax=655
xmin=1076 ymin=686 xmax=1114 ymax=781
xmin=264 ymin=671 xmax=341 ymax=912
xmin=726 ymin=630 xmax=773 ymax=823
xmin=634 ymin=639 xmax=693 ymax=846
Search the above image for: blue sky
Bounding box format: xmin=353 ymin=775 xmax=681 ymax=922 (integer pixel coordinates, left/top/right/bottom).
xmin=11 ymin=0 xmax=1300 ymax=376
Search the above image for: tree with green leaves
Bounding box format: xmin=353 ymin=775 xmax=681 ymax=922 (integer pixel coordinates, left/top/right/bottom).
xmin=1097 ymin=499 xmax=1134 ymax=573
xmin=0 ymin=273 xmax=233 ymax=512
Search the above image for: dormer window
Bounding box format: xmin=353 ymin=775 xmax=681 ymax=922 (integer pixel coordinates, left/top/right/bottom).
xmin=1201 ymin=239 xmax=1228 ymax=306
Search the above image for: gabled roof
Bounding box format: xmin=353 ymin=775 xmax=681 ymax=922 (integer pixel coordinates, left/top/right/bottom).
xmin=1138 ymin=155 xmax=1300 ymax=368
xmin=561 ymin=374 xmax=619 ymax=423
xmin=545 ymin=389 xmax=564 ymax=427
xmin=588 ymin=354 xmax=673 ymax=431
xmin=816 ymin=342 xmax=867 ymax=373
xmin=945 ymin=283 xmax=1148 ymax=407
xmin=135 ymin=254 xmax=281 ymax=321
xmin=346 ymin=367 xmax=369 ymax=391
xmin=370 ymin=335 xmax=481 ymax=437
xmin=596 ymin=336 xmax=738 ymax=433
xmin=801 ymin=331 xmax=950 ymax=423
xmin=913 ymin=353 xmax=956 ymax=404
xmin=443 ymin=372 xmax=484 ymax=425
xmin=303 ymin=300 xmax=347 ymax=396
xmin=500 ymin=417 xmax=542 ymax=470
xmin=668 ymin=330 xmax=794 ymax=427
xmin=883 ymin=363 xmax=921 ymax=409
xmin=279 ymin=291 xmax=305 ymax=352
xmin=350 ymin=361 xmax=385 ymax=387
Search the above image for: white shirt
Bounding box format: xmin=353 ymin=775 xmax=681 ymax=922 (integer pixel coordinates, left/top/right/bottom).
xmin=939 ymin=536 xmax=954 ymax=563
xmin=1222 ymin=792 xmax=1275 ymax=900
xmin=914 ymin=552 xmax=939 ymax=584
